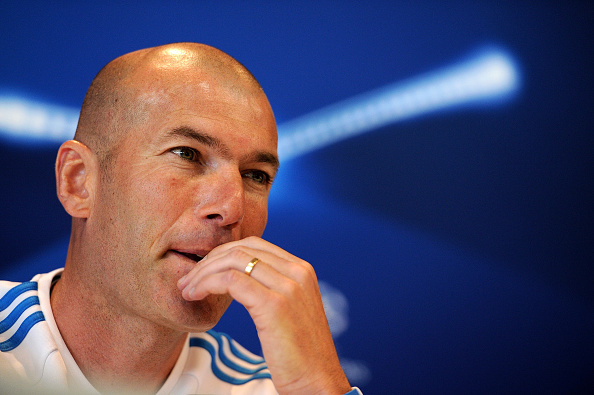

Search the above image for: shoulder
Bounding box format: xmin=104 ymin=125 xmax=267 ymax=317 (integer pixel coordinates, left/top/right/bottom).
xmin=184 ymin=330 xmax=276 ymax=393
xmin=0 ymin=279 xmax=45 ymax=352
xmin=1 ymin=272 xmax=63 ymax=390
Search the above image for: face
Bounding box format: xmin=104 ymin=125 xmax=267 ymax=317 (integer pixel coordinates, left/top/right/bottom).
xmin=85 ymin=61 xmax=278 ymax=332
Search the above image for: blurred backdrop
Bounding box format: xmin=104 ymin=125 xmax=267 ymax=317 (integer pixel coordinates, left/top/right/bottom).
xmin=1 ymin=1 xmax=593 ymax=393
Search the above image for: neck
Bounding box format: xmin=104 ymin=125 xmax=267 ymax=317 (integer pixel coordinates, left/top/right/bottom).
xmin=50 ymin=270 xmax=187 ymax=393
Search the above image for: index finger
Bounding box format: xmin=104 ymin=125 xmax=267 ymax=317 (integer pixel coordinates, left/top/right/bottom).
xmin=206 ymin=236 xmax=301 ymax=264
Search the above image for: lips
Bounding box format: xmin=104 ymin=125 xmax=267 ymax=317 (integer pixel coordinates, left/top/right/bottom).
xmin=171 ymin=250 xmax=204 ymax=263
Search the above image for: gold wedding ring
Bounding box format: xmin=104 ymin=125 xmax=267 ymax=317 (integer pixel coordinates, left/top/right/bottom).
xmin=244 ymin=258 xmax=260 ymax=276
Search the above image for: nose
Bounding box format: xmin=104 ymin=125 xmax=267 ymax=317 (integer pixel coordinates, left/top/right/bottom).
xmin=197 ymin=167 xmax=245 ymax=228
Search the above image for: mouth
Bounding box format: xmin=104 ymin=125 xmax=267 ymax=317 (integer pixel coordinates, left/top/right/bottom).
xmin=171 ymin=250 xmax=204 ymax=263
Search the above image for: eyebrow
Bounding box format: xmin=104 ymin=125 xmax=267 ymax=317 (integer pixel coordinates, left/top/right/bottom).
xmin=249 ymin=151 xmax=280 ymax=173
xmin=165 ymin=126 xmax=280 ymax=171
xmin=165 ymin=126 xmax=228 ymax=154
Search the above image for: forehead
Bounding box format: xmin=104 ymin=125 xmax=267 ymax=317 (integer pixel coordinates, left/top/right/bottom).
xmin=124 ymin=68 xmax=278 ymax=152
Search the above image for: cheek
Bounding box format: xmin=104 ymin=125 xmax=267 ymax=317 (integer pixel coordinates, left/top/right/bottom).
xmin=242 ymin=194 xmax=269 ymax=236
xmin=118 ymin=172 xmax=190 ymax=241
xmin=135 ymin=174 xmax=186 ymax=212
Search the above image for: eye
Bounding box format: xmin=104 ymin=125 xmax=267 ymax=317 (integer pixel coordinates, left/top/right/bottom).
xmin=243 ymin=170 xmax=272 ymax=185
xmin=171 ymin=147 xmax=199 ymax=162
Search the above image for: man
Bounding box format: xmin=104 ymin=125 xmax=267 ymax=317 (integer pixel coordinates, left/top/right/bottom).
xmin=0 ymin=43 xmax=360 ymax=394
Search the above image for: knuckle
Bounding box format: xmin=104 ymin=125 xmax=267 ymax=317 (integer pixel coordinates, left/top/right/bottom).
xmin=291 ymin=261 xmax=317 ymax=286
xmin=292 ymin=267 xmax=309 ymax=284
xmin=244 ymin=235 xmax=260 ymax=243
xmin=227 ymin=247 xmax=249 ymax=262
xmin=267 ymin=292 xmax=289 ymax=311
xmin=222 ymin=268 xmax=242 ymax=285
xmin=284 ymin=279 xmax=301 ymax=297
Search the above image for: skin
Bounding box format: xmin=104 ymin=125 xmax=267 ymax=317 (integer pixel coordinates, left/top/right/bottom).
xmin=52 ymin=43 xmax=351 ymax=394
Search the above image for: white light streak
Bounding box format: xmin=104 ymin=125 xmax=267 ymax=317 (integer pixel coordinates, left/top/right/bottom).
xmin=277 ymin=48 xmax=519 ymax=160
xmin=0 ymin=96 xmax=79 ymax=143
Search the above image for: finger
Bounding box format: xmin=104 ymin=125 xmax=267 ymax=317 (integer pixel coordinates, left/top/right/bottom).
xmin=180 ymin=253 xmax=299 ymax=300
xmin=181 ymin=265 xmax=274 ymax=310
xmin=210 ymin=240 xmax=318 ymax=287
xmin=178 ymin=243 xmax=299 ymax=290
xmin=206 ymin=236 xmax=301 ymax=264
xmin=176 ymin=239 xmax=283 ymax=289
xmin=176 ymin=246 xmax=263 ymax=289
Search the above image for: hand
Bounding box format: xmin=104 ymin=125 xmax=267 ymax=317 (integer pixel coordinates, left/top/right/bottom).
xmin=177 ymin=236 xmax=351 ymax=395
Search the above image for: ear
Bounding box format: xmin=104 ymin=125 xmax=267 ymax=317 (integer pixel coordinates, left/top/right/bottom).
xmin=55 ymin=140 xmax=97 ymax=218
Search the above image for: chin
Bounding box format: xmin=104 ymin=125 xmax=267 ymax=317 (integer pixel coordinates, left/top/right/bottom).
xmin=165 ymin=293 xmax=233 ymax=333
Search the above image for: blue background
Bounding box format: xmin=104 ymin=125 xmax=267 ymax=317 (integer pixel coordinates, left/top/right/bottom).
xmin=1 ymin=1 xmax=593 ymax=393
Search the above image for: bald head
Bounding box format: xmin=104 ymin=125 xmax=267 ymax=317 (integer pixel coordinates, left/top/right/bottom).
xmin=74 ymin=43 xmax=267 ymax=170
